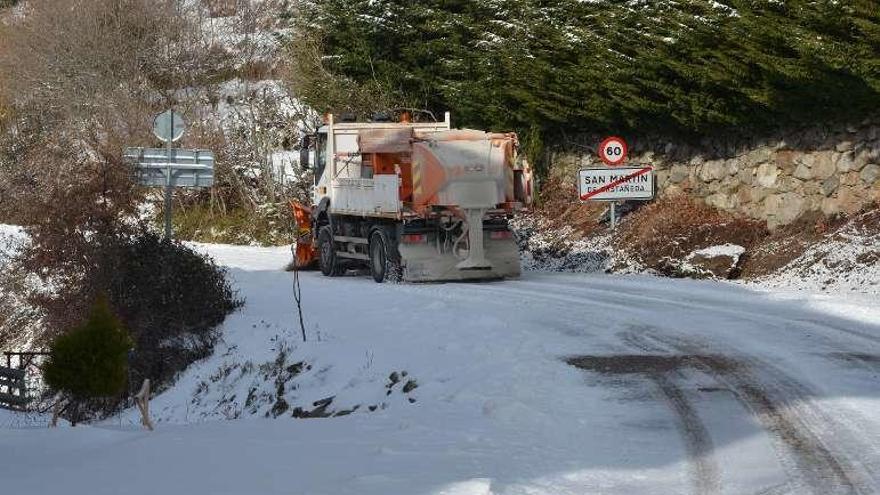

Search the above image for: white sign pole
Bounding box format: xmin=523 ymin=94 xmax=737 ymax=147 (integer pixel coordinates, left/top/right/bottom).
xmin=610 ymin=202 xmax=617 ymax=230
xmin=597 ymin=136 xmax=628 ymax=230
xmin=164 ymin=110 xmax=174 ymax=239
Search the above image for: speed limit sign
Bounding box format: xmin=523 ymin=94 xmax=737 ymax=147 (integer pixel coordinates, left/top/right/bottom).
xmin=599 ymin=136 xmax=628 ymax=166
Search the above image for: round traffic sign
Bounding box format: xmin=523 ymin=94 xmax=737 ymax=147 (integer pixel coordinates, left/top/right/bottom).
xmin=153 ymin=109 xmax=186 ymax=143
xmin=598 ymin=136 xmax=628 ymax=166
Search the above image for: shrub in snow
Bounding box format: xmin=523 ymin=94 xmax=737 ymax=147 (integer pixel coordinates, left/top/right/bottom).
xmin=96 ymin=233 xmax=242 ymax=391
xmin=44 ymin=298 xmax=131 ymax=424
xmin=32 ymin=231 xmax=242 ymax=416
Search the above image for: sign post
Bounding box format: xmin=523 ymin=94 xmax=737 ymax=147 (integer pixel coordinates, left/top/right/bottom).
xmin=579 ymin=166 xmax=654 ymax=228
xmin=164 ymin=117 xmax=173 ymax=238
xmin=153 ymin=109 xmax=186 ymax=238
xmin=597 ymin=136 xmax=628 ymax=229
xmin=613 ymin=203 xmax=619 ymax=228
xmin=124 ymin=110 xmax=214 ymax=239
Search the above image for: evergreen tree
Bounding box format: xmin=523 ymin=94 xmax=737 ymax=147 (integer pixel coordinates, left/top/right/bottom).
xmin=44 ymin=297 xmax=132 ymax=404
xmin=290 ymin=0 xmax=880 ymax=158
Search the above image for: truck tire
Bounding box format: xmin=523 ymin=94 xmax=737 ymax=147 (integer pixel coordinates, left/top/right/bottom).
xmin=318 ymin=226 xmax=341 ymax=276
xmin=369 ymin=229 xmax=402 ymax=283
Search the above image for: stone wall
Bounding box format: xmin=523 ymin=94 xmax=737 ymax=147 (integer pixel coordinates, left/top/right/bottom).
xmin=553 ymin=119 xmax=880 ymax=228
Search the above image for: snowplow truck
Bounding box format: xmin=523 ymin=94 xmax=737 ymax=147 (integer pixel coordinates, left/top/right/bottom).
xmin=291 ymin=112 xmax=533 ymax=283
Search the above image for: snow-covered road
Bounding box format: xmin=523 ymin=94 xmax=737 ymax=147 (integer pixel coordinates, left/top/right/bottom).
xmin=3 ymin=243 xmax=880 ymax=495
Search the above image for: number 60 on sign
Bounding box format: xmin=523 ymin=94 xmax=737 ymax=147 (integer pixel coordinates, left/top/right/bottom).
xmin=598 ymin=136 xmax=628 ymax=166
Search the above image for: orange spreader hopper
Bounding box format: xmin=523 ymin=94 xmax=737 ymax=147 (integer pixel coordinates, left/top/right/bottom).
xmin=289 ymin=200 xmax=317 ymax=269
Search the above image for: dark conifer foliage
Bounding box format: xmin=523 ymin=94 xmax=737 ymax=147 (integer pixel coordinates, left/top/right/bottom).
xmin=44 ymin=298 xmax=132 ymax=403
xmin=292 ymin=0 xmax=880 ymax=148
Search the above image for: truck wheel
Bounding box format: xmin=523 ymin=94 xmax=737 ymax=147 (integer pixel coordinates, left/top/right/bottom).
xmin=369 ymin=229 xmax=402 ymax=283
xmin=318 ymin=226 xmax=341 ymax=276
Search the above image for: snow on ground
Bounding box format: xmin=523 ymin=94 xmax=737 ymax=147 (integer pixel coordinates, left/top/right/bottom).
xmin=0 ymin=408 xmax=53 ymax=429
xmin=195 ymin=0 xmax=292 ymax=69
xmin=4 ymin=240 xmax=880 ymax=494
xmin=752 ymin=210 xmax=880 ymax=295
xmin=674 ymin=243 xmax=747 ymax=279
xmin=0 ymin=223 xmax=24 ymax=259
xmin=690 ymin=243 xmax=745 ymax=260
xmin=513 ymin=217 xmax=615 ymax=273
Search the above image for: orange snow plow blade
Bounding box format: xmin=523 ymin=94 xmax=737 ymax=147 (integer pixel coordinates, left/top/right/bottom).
xmin=289 ymin=201 xmax=318 ymax=269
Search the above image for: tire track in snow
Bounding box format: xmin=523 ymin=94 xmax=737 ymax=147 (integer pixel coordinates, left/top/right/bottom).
xmin=581 ymin=335 xmax=724 ymax=495
xmin=510 ymin=277 xmax=880 ymax=347
xmin=473 ymin=277 xmax=880 ymax=384
xmin=448 ymin=279 xmax=880 ymax=376
xmin=653 ymin=374 xmax=721 ymax=495
xmin=624 ymin=330 xmax=877 ymax=495
xmin=826 ymin=352 xmax=880 ymax=373
xmin=569 ymin=351 xmax=723 ymax=495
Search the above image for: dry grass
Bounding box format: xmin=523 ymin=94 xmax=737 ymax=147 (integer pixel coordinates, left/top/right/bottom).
xmin=615 ymin=194 xmax=767 ymax=271
xmin=238 ymin=59 xmax=275 ymax=81
xmin=170 ymin=203 xmax=294 ymax=247
xmin=531 ymin=176 xmax=607 ymax=236
xmin=204 ymin=0 xmax=237 ymax=17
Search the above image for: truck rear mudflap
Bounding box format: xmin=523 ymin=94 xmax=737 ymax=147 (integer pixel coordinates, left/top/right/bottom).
xmin=398 ymin=237 xmax=521 ymax=282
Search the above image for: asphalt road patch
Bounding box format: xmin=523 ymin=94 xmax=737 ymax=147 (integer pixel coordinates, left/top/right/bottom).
xmin=566 ymin=354 xmax=736 ymax=375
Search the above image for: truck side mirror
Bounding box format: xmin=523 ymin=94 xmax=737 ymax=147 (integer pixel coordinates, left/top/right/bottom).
xmin=299 ymin=135 xmax=311 ymax=170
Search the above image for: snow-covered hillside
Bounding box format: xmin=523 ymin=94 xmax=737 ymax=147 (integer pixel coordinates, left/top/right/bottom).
xmin=752 ymin=209 xmax=880 ymax=294
xmin=4 ymin=240 xmax=880 ymax=494
xmin=515 ymin=205 xmax=880 ymax=296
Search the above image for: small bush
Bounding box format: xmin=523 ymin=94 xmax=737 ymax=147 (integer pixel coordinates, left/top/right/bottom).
xmin=44 ymin=298 xmax=132 ymax=422
xmin=36 ymin=231 xmax=242 ymax=403
xmin=103 ymin=232 xmax=243 ymax=388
